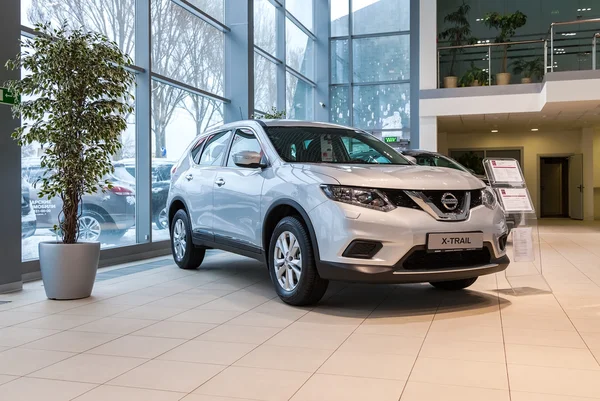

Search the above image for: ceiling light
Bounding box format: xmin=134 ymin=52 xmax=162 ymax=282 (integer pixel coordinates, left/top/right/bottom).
xmin=531 ymin=128 xmax=539 ymax=131
xmin=491 ymin=129 xmax=499 ymax=133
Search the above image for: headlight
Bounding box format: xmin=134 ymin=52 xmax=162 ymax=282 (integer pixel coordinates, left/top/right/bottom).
xmin=481 ymin=187 xmax=497 ymax=209
xmin=320 ymin=185 xmax=395 ymax=212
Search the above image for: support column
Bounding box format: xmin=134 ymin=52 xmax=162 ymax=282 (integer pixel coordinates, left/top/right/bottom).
xmin=582 ymin=128 xmax=595 ymax=221
xmin=413 ymin=0 xmax=437 ymax=150
xmin=225 ymin=0 xmax=253 ymax=122
xmin=0 ymin=0 xmax=23 ymax=293
xmin=314 ymin=0 xmax=329 ymax=122
xmin=135 ymin=0 xmax=152 ymax=244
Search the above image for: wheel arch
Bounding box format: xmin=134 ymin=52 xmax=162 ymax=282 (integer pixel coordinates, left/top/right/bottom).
xmin=80 ymin=203 xmax=113 ymax=224
xmin=168 ymin=196 xmax=189 ymax=228
xmin=262 ymin=199 xmax=321 ymax=268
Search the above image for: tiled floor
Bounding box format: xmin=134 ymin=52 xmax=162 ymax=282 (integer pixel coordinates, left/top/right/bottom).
xmin=1 ymin=219 xmax=600 ymax=400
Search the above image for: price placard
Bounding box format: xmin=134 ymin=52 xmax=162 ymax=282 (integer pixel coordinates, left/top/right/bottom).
xmin=488 ymin=159 xmax=524 ymax=183
xmin=497 ymin=188 xmax=533 ymax=212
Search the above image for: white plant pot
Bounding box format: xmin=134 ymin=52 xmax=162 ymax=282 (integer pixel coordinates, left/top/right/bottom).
xmin=39 ymin=242 xmax=100 ymax=300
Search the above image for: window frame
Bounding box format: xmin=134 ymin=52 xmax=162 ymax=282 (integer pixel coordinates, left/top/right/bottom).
xmin=197 ymin=130 xmax=233 ymax=166
xmin=224 ymin=127 xmax=269 ymax=169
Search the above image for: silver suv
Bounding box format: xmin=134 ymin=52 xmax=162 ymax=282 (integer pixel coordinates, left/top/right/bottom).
xmin=167 ymin=121 xmax=509 ymax=305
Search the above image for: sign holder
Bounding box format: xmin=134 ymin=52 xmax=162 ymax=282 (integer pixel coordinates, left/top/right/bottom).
xmin=483 ymin=158 xmax=551 ymax=295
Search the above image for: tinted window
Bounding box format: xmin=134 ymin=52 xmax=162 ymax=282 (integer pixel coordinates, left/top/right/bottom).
xmin=199 ymin=130 xmax=232 ymax=166
xmin=226 ymin=129 xmax=263 ymax=167
xmin=190 ymin=136 xmax=207 ymax=164
xmin=413 ymin=154 xmax=463 ymax=171
xmin=265 ymin=126 xmax=410 ymax=165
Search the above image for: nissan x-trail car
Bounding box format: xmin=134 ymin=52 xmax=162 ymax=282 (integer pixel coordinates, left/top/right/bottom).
xmin=167 ymin=120 xmax=509 ymax=305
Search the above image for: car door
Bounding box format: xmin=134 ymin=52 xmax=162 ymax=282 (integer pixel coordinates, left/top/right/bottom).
xmin=212 ymin=128 xmax=266 ymax=252
xmin=183 ymin=130 xmax=233 ymax=240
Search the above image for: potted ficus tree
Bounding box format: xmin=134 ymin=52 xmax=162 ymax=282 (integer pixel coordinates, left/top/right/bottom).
xmin=484 ymin=11 xmax=527 ymax=85
xmin=6 ymin=23 xmax=134 ymax=300
xmin=511 ymin=57 xmax=544 ymax=83
xmin=438 ymin=1 xmax=477 ymax=88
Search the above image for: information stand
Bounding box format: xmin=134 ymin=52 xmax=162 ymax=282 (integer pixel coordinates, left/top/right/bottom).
xmin=483 ymin=158 xmax=551 ymax=294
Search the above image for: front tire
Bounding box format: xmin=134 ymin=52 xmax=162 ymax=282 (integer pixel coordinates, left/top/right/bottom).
xmin=171 ymin=209 xmax=205 ymax=270
xmin=430 ymin=277 xmax=478 ymax=290
xmin=268 ymin=216 xmax=328 ymax=306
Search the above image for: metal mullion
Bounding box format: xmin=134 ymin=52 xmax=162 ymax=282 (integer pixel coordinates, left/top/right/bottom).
xmin=151 ymin=73 xmax=230 ymax=103
xmin=170 ymin=0 xmax=230 ymax=33
xmin=351 ymin=79 xmax=411 ymax=87
xmin=254 ymin=45 xmax=283 ymax=65
xmin=285 ymin=12 xmax=316 ymax=40
xmin=348 ymin=0 xmax=354 ymax=125
xmin=276 ymin=0 xmax=286 ymax=113
xmin=286 ymin=65 xmax=316 ymax=87
xmin=268 ymin=0 xmax=283 ymax=7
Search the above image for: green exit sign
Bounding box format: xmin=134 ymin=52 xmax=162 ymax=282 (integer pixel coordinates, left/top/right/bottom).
xmin=0 ymin=87 xmax=18 ymax=106
xmin=384 ymin=136 xmax=398 ymax=143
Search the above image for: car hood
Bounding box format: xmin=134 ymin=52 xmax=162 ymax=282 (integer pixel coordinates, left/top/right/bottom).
xmin=294 ymin=164 xmax=486 ymax=190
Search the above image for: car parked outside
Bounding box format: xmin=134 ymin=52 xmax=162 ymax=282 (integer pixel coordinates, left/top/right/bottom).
xmin=167 ymin=120 xmax=509 ymax=305
xmin=22 ymin=158 xmax=136 ymax=242
xmin=400 ymin=149 xmax=523 ymax=231
xmin=120 ymin=158 xmax=174 ymax=230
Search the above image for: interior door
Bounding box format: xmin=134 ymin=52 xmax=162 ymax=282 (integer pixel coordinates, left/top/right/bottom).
xmin=212 ymin=128 xmax=266 ymax=252
xmin=569 ymin=154 xmax=584 ymax=220
xmin=540 ymin=158 xmax=563 ymax=217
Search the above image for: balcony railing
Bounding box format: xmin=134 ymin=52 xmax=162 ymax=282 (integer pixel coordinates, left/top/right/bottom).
xmin=437 ymin=17 xmax=600 ymax=89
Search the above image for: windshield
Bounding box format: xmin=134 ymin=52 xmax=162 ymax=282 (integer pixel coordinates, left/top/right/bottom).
xmin=409 ymin=153 xmax=467 ymax=172
xmin=265 ymin=127 xmax=410 ymax=165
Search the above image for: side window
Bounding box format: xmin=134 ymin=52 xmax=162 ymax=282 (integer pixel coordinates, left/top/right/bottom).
xmin=190 ymin=136 xmax=207 ymax=164
xmin=199 ymin=130 xmax=232 ymax=166
xmin=226 ymin=129 xmax=263 ymax=167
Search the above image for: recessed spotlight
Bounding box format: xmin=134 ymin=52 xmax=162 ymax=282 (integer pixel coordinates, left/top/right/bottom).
xmin=491 ymin=129 xmax=499 ymax=133
xmin=531 ymin=128 xmax=539 ymax=131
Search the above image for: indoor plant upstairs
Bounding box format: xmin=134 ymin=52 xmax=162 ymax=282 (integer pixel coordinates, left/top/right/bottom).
xmin=438 ymin=1 xmax=476 ymax=88
xmin=484 ymin=10 xmax=527 ymax=85
xmin=6 ymin=23 xmax=134 ymax=300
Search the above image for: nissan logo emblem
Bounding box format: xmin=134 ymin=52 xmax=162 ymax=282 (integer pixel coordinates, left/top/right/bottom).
xmin=441 ymin=192 xmax=459 ymax=211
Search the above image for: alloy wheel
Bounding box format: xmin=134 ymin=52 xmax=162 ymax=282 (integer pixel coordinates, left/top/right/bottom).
xmin=78 ymin=216 xmax=102 ymax=241
xmin=172 ymin=219 xmax=187 ymax=261
xmin=273 ymin=231 xmax=302 ymax=291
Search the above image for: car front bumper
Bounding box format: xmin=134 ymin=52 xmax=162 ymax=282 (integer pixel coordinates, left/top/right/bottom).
xmin=308 ymin=200 xmax=509 ymax=283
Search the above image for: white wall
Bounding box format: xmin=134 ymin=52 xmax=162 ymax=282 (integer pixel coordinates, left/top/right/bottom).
xmin=439 ymin=130 xmax=585 ymax=218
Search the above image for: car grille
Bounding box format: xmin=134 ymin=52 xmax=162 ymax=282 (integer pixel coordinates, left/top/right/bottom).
xmin=401 ymin=247 xmax=492 ymax=270
xmin=383 ymin=190 xmax=421 ymax=210
xmin=385 ymin=189 xmax=483 ymax=212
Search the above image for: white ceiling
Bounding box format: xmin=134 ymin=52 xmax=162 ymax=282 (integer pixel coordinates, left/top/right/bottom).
xmin=438 ymin=100 xmax=600 ymax=134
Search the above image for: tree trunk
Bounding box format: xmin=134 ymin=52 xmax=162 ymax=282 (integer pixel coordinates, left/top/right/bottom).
xmin=61 ymin=190 xmax=79 ymax=244
xmin=502 ymin=45 xmax=508 ymax=73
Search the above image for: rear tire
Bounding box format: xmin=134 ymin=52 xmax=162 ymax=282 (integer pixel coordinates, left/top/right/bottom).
xmin=430 ymin=277 xmax=478 ymax=290
xmin=268 ymin=216 xmax=328 ymax=306
xmin=171 ymin=209 xmax=205 ymax=270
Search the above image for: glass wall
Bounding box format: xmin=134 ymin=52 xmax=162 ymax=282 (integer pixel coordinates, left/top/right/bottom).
xmin=330 ymin=0 xmax=411 ymax=148
xmin=253 ymin=0 xmax=315 ymax=118
xmin=19 ymin=0 xmax=226 ymax=259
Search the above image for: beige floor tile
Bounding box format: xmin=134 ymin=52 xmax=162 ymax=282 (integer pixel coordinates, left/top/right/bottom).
xmin=196 ymin=324 xmax=281 ymax=344
xmin=59 ymin=302 xmax=135 ymax=317
xmin=426 ymin=321 xmax=504 ymax=343
xmin=114 ymin=305 xmax=188 ymax=321
xmin=227 ymin=310 xmax=303 ymax=328
xmin=195 ymin=366 xmax=310 ymax=401
xmin=159 ymin=340 xmax=256 ymax=365
xmin=338 ymin=333 xmax=423 ymax=357
xmin=30 ymin=353 xmax=146 ymax=384
xmin=571 ymin=318 xmax=600 ymax=333
xmin=145 ymin=294 xmax=220 ymax=309
xmin=410 ymin=357 xmax=508 ymax=390
xmin=581 ymin=332 xmax=600 ymax=350
xmin=508 ymin=364 xmax=600 ymax=398
xmin=87 ymin=335 xmax=185 ymax=359
xmin=286 ymin=321 xmax=358 ymax=334
xmin=101 ymin=294 xmax=162 ymax=306
xmin=235 ymin=344 xmax=332 ymax=372
xmin=23 ymin=330 xmax=119 ymax=353
xmin=401 ymin=382 xmax=510 ymax=401
xmin=319 ymin=350 xmax=415 ymax=380
xmin=511 ymin=391 xmax=600 ymax=401
xmin=0 ymin=375 xmax=18 ymax=386
xmin=503 ymin=327 xmax=588 ymax=348
xmin=0 ymin=377 xmax=95 ymax=401
xmin=133 ymin=321 xmax=216 ymax=339
xmin=500 ymin=311 xmax=575 ymax=331
xmin=505 ymin=343 xmax=600 ymax=370
xmin=266 ymin=327 xmax=349 ymax=350
xmin=109 ymin=359 xmax=224 ymax=392
xmin=290 ymin=373 xmax=404 ymax=401
xmin=16 ymin=314 xmax=100 ymax=330
xmin=355 ymin=318 xmax=432 ymax=338
xmin=181 ymin=395 xmax=256 ymax=401
xmin=419 ymin=338 xmax=506 ymax=363
xmin=73 ymin=385 xmax=184 ymax=401
xmin=0 ymin=326 xmax=61 ymax=347
xmin=11 ymin=301 xmax=82 ymax=314
xmin=168 ymin=309 xmax=243 ymax=324
xmin=0 ymin=347 xmax=75 ymax=375
xmin=71 ymin=317 xmax=155 ymax=335
xmin=196 ymin=291 xmax=270 ymax=311
xmin=0 ymin=311 xmax=46 ymax=327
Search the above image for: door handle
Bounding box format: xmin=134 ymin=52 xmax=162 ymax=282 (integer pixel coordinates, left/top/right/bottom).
xmin=215 ymin=178 xmax=225 ymax=187
xmin=185 ymin=174 xmax=193 ymax=181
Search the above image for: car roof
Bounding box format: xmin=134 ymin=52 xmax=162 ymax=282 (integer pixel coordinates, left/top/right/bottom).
xmin=205 ymin=119 xmax=360 ymax=135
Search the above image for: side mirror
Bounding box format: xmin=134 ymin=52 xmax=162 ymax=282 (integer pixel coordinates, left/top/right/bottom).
xmin=233 ymin=151 xmax=267 ymax=168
